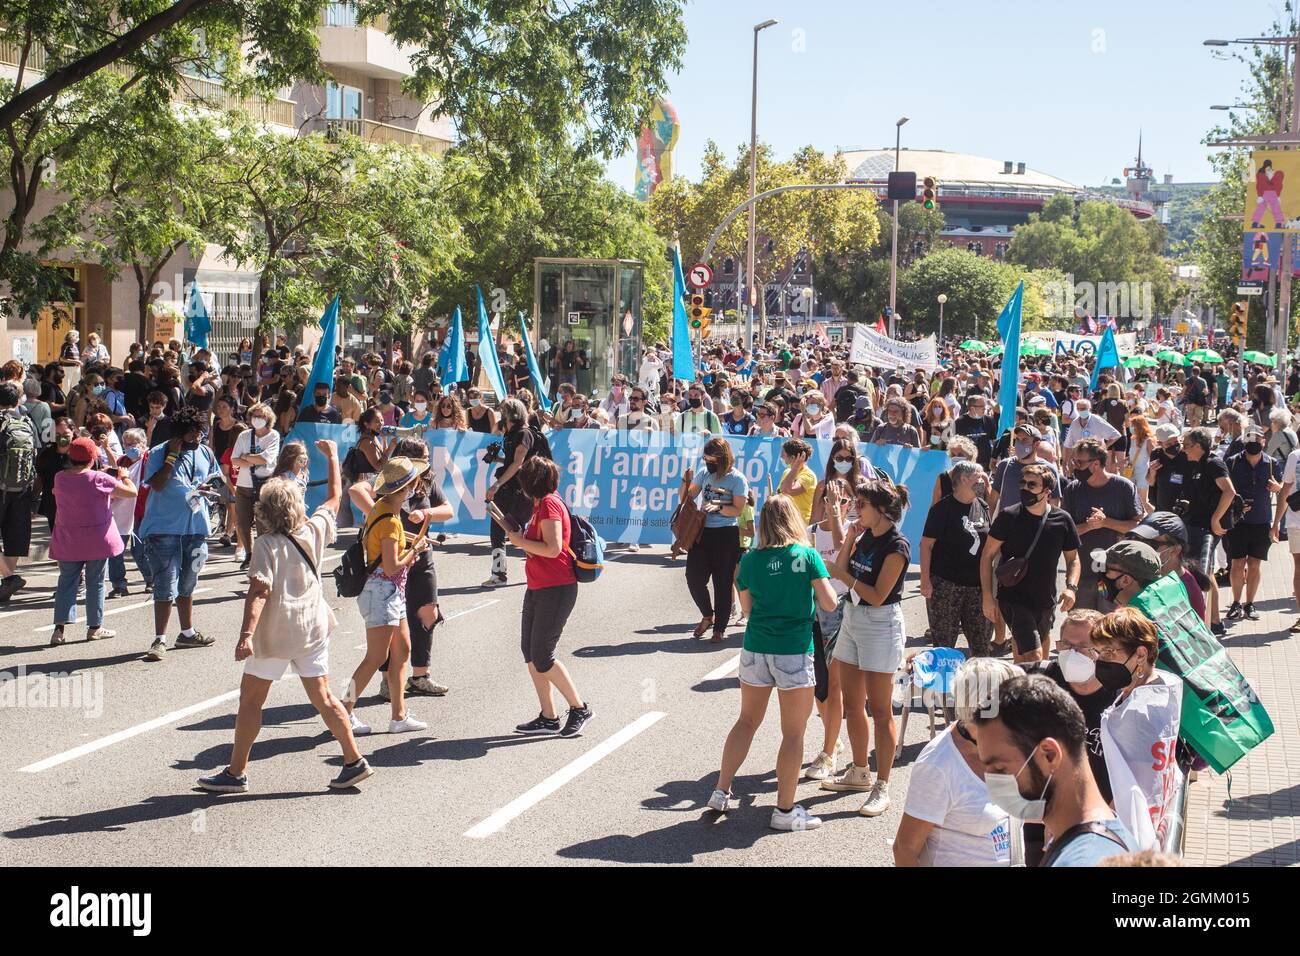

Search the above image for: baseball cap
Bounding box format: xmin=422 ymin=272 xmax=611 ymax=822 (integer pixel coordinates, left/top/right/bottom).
xmin=1091 ymin=541 xmax=1162 ymax=584
xmin=68 ymin=437 xmax=98 ymax=464
xmin=1013 ymin=423 xmax=1041 ymax=440
xmin=1129 ymin=511 xmax=1189 ymax=550
xmin=1154 ymin=423 xmax=1181 ymax=443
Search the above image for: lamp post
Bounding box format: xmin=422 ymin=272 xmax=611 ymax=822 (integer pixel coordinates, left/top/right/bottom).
xmin=746 ymin=18 xmax=779 ymax=353
xmin=889 ymin=116 xmax=909 ymax=337
xmin=937 ymin=293 xmax=947 ymax=344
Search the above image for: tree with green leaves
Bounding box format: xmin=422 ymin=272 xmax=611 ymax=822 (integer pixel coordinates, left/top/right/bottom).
xmin=897 ymin=246 xmax=1064 ymax=337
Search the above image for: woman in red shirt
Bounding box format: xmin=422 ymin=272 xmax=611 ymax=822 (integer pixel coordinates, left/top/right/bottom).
xmin=503 ymin=457 xmax=592 ymax=738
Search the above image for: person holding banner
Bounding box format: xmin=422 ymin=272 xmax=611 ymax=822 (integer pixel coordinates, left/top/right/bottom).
xmin=685 ymin=439 xmax=749 ymax=643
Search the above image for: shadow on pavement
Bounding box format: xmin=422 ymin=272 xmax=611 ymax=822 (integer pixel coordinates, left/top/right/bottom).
xmin=172 ymin=731 xmax=335 ymax=772
xmin=5 ymin=650 xmax=151 ymax=675
xmin=178 ymin=701 xmax=322 ymax=733
xmin=1226 ymin=836 xmax=1300 ymax=866
xmin=574 ymin=636 xmax=733 ymax=658
xmin=361 ymin=733 xmax=545 ymax=767
xmin=1214 ymin=782 xmax=1300 ymax=821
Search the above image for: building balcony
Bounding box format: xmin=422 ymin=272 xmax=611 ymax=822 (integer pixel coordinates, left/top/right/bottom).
xmin=302 ymin=116 xmax=451 ymax=156
xmin=319 ymin=4 xmax=414 ymax=79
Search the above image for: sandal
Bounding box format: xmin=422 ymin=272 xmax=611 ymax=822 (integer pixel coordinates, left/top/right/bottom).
xmin=710 ymin=630 xmax=726 ymax=644
xmin=693 ymin=616 xmax=714 ymax=639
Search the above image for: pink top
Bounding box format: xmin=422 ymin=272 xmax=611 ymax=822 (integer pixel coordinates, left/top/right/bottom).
xmin=50 ymin=469 xmax=124 ymax=562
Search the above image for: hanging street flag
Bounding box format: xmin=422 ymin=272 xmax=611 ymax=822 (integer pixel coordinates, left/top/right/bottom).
xmin=476 ymin=285 xmax=509 ymax=399
xmin=1090 ymin=325 xmax=1121 ymax=391
xmin=995 ymin=281 xmax=1025 ymax=439
xmin=184 ymin=280 xmax=211 ymax=350
xmin=517 ymin=310 xmax=552 ymax=411
xmin=1155 ymin=321 xmax=1164 ymax=343
xmin=875 ymin=313 xmax=887 ymax=335
xmin=299 ymin=294 xmax=340 ymax=412
xmin=440 ymin=305 xmax=468 ymax=387
xmin=815 ymin=322 xmax=831 ymax=348
xmin=670 ymin=243 xmax=695 ymax=382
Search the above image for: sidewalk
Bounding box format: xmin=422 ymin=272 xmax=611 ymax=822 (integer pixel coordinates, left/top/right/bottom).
xmin=1182 ymin=540 xmax=1300 ymax=866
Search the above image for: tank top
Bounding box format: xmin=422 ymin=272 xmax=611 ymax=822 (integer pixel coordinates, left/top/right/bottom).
xmin=468 ymin=408 xmax=494 ymax=433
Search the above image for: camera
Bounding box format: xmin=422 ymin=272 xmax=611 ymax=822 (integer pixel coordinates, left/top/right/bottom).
xmin=1172 ymin=499 xmax=1190 ymax=517
xmin=482 ymin=441 xmax=503 ymax=464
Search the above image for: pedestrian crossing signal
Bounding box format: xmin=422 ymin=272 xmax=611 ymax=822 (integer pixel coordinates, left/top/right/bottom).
xmin=922 ymin=176 xmax=938 ymax=210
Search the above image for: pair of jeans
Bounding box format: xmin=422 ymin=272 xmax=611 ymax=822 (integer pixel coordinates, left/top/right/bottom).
xmin=130 ymin=532 xmax=154 ymax=587
xmin=54 ymin=558 xmax=107 ymax=629
xmin=145 ymin=533 xmax=208 ymax=604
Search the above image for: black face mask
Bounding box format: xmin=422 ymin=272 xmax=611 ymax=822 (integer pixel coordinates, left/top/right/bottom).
xmin=1100 ymin=573 xmax=1129 ymax=604
xmin=689 ymin=397 xmax=703 ymax=409
xmin=1245 ymin=441 xmax=1264 ymax=456
xmin=1073 ymin=466 xmax=1093 ymax=483
xmin=314 ymin=394 xmax=328 ymax=407
xmin=182 ymin=440 xmax=200 ymax=452
xmin=1095 ymin=655 xmax=1135 ymax=693
xmin=1163 ymin=443 xmax=1181 ymax=458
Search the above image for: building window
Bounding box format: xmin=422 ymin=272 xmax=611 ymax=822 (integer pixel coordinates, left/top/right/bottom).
xmin=994 ymin=242 xmax=1007 ymax=259
xmin=325 ymin=81 xmax=363 ymax=120
xmin=325 ymin=3 xmax=359 ymax=28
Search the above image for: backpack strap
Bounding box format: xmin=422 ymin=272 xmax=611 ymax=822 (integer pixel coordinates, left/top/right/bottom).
xmin=362 ymin=511 xmax=402 ymax=568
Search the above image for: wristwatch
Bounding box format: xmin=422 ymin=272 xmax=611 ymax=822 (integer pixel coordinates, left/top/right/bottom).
xmin=1063 ymin=583 xmax=1078 ymax=592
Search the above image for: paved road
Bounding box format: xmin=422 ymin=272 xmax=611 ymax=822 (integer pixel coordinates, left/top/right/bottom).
xmin=0 ymin=526 xmax=1292 ymax=866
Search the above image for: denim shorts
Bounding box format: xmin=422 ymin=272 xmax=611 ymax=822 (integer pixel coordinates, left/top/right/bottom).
xmin=358 ymin=576 xmax=406 ymax=628
xmin=739 ymin=650 xmax=816 ymax=690
xmin=145 ymin=533 xmax=208 ymax=604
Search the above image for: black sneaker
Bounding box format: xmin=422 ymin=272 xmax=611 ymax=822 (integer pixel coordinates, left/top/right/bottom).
xmin=559 ymin=703 xmax=593 ymax=738
xmin=329 ymin=758 xmax=375 ymax=790
xmin=175 ymin=630 xmax=215 ymax=648
xmin=515 ymin=713 xmax=562 ymax=736
xmin=108 ymin=587 xmax=130 ymax=599
xmin=1244 ymin=603 xmax=1260 ymax=621
xmin=0 ymin=574 xmax=26 ymax=603
xmin=1225 ymin=602 xmax=1244 ymax=622
xmin=1211 ymin=621 xmax=1226 ymax=637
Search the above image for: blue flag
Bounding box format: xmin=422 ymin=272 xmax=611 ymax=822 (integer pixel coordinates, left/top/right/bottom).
xmin=299 ymin=294 xmax=339 ymax=413
xmin=1090 ymin=325 xmax=1120 ymax=391
xmin=440 ymin=305 xmax=468 ymax=388
xmin=517 ymin=310 xmax=552 ymax=411
xmin=184 ymin=281 xmax=211 ymax=350
xmin=476 ymin=286 xmax=509 ymax=398
xmin=670 ymin=244 xmax=695 ymax=382
xmin=995 ymin=281 xmax=1024 ymax=439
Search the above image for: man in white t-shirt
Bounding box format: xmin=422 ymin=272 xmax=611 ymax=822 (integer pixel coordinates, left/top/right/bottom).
xmin=1062 ymin=398 xmax=1119 ymax=471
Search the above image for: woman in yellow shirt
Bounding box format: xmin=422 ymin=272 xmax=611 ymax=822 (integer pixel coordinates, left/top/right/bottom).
xmin=778 ymin=438 xmax=818 ymax=527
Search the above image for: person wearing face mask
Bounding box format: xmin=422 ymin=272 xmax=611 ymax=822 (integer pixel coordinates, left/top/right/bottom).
xmin=107 ymin=428 xmax=152 ymax=598
xmin=297 ymin=382 xmax=342 ymax=425
xmin=676 ymin=383 xmax=722 ymax=435
xmin=792 ymin=393 xmax=835 ymax=441
xmin=982 ymin=464 xmax=1081 ymax=664
xmin=1062 ymin=438 xmax=1143 ymax=612
xmin=1061 ymin=398 xmax=1120 ymax=473
xmin=599 ymin=375 xmax=631 ymax=420
xmin=683 ymin=438 xmax=749 ymax=642
xmin=483 ymin=398 xmax=541 ymax=587
xmin=1128 ymin=511 xmax=1208 ymax=623
xmin=399 ymin=389 xmax=434 ymax=430
xmin=972 ymin=674 xmax=1134 ymax=866
xmin=1089 ymin=608 xmax=1184 ymax=852
xmin=989 ymin=423 xmax=1061 ymax=514
xmin=140 ymin=405 xmax=222 ymax=661
xmin=894 ymin=658 xmax=1025 ymax=867
xmin=921 ymin=460 xmax=993 ymax=657
xmin=954 ymin=394 xmax=998 ymax=470
xmin=722 ymin=390 xmax=755 ymax=436
xmin=230 ymin=402 xmax=281 ymax=571
xmin=464 ymin=387 xmax=497 ymax=434
xmin=1223 ymin=425 xmax=1282 ymax=622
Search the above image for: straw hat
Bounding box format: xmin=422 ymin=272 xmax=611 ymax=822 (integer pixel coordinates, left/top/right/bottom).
xmin=373 ymin=456 xmax=429 ymax=498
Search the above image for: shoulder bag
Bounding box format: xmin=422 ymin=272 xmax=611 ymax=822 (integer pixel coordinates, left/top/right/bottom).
xmin=995 ymin=508 xmax=1049 ymax=588
xmin=670 ymin=468 xmax=706 ymax=557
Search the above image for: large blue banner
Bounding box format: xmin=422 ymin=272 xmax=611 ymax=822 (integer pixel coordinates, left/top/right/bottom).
xmin=287 ymin=423 xmax=948 ymax=559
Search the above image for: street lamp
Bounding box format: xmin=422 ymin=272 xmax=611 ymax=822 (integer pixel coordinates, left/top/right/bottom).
xmin=937 ymin=293 xmax=947 ymax=343
xmin=888 ymin=116 xmax=909 ymax=338
xmin=746 ymin=18 xmax=779 ymax=352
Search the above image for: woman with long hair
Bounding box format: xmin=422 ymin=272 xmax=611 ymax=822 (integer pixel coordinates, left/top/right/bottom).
xmin=684 ymin=437 xmax=749 ymax=643
xmin=1128 ymin=413 xmax=1156 ymax=512
xmin=707 ymin=494 xmax=839 ymax=830
xmin=433 ymin=393 xmax=467 ymax=431
xmin=923 ymin=396 xmax=953 ymax=451
xmin=821 ymin=478 xmax=911 ymax=818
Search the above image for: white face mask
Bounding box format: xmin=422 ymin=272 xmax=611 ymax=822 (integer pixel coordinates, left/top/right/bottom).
xmin=250 ymin=417 xmax=268 ymax=431
xmin=1058 ymin=648 xmax=1097 ymax=684
xmin=413 ymin=402 xmax=428 ymax=413
xmin=469 ymin=398 xmax=481 ymax=407
xmin=984 ymin=749 xmax=1052 ymax=821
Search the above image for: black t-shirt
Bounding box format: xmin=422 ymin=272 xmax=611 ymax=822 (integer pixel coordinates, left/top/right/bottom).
xmin=988 ymin=503 xmax=1080 ymax=609
xmin=1151 ymin=447 xmax=1194 ymax=513
xmin=1025 ymin=661 xmax=1118 ymax=804
xmin=467 ymin=407 xmax=495 ymax=433
xmin=1097 ymin=397 xmax=1127 ymax=432
xmin=297 ymin=403 xmax=343 ymax=425
xmin=212 ymin=422 xmax=245 ymax=462
xmin=1184 ymin=455 xmax=1230 ymax=529
xmin=923 ymin=494 xmax=990 ymax=588
xmin=497 ymin=425 xmax=535 ymax=490
xmin=847 ymin=525 xmax=910 ymax=605
xmin=123 ymin=372 xmax=153 ymax=419
xmin=402 ymin=483 xmax=448 ymax=611
xmin=954 ymin=414 xmax=999 ymax=469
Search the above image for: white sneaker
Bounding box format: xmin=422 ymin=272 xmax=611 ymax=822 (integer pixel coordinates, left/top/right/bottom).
xmin=627 ymin=543 xmax=640 ymax=553
xmin=234 ymin=548 xmax=247 ymax=563
xmin=735 ymin=614 xmax=747 ymax=627
xmin=348 ymin=712 xmax=371 ymax=736
xmin=706 ymin=788 xmax=733 ymax=812
xmin=804 ymin=750 xmax=838 ymax=781
xmin=388 ymin=715 xmax=428 ymax=734
xmin=859 ymin=780 xmax=891 ymax=817
xmin=820 ymin=762 xmax=873 ymax=792
xmin=770 ymin=805 xmax=822 ymax=831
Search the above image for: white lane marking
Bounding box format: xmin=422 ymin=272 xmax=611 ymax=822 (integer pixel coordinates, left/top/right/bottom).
xmin=701 ymin=655 xmax=740 ymax=682
xmin=464 ymin=711 xmax=667 ymax=839
xmin=352 ymin=598 xmax=499 ymax=649
xmin=19 ymin=689 xmax=240 ymax=773
xmin=34 ymin=588 xmax=213 ymax=632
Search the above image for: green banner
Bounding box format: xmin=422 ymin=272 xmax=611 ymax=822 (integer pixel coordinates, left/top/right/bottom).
xmin=1129 ymin=574 xmax=1274 ymax=774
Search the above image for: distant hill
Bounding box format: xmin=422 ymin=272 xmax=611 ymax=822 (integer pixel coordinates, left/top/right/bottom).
xmin=1090 ymin=182 xmax=1215 ymax=257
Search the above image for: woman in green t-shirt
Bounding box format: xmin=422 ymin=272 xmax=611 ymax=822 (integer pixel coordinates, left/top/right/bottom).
xmin=707 ymin=494 xmax=839 ymax=832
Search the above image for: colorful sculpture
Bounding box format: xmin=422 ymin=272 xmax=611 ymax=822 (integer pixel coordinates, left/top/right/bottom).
xmin=635 ymin=98 xmax=680 ymax=201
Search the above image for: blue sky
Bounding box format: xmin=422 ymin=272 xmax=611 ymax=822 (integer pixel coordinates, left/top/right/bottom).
xmin=606 ymin=0 xmax=1274 ymax=191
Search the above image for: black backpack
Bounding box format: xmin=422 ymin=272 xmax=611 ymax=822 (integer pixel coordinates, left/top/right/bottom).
xmin=334 ymin=512 xmax=400 ymax=598
xmin=528 ymin=425 xmax=552 ymax=462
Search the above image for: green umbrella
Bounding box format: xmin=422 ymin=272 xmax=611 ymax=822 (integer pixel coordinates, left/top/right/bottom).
xmin=1242 ymin=350 xmax=1276 ymax=366
xmin=988 ymin=343 xmax=1004 ymax=355
xmin=958 ymin=339 xmax=990 ymax=352
xmin=1019 ymin=339 xmax=1053 ymax=357
xmin=1187 ymin=347 xmax=1224 ymax=364
xmin=1155 ymin=349 xmax=1189 ymax=366
xmin=1122 ymin=354 xmax=1160 ymax=368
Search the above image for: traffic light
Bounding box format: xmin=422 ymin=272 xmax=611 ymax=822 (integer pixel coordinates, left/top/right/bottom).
xmin=1230 ymin=300 xmax=1248 ymax=344
xmin=921 ymin=176 xmax=938 ymax=210
xmin=689 ymin=293 xmax=707 ymax=329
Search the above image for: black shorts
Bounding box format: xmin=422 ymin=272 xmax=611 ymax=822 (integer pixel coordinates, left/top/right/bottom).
xmin=521 ymin=583 xmax=578 ymax=672
xmin=1225 ymin=523 xmax=1271 ymax=561
xmin=998 ymin=599 xmax=1055 ymax=655
xmin=0 ymin=490 xmax=34 ymax=558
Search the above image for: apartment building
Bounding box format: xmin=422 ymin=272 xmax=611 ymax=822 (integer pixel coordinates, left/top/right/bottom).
xmin=0 ymin=4 xmax=454 ymax=366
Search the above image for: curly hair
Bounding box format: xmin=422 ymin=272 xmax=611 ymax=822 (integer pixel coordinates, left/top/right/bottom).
xmin=171 ymin=404 xmax=206 ymax=438
xmin=254 ymin=477 xmax=307 ymax=537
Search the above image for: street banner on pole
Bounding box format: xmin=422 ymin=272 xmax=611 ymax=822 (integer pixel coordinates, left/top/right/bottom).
xmin=670 ymin=244 xmax=695 ymax=381
xmin=298 ymin=294 xmax=339 ymax=413
xmin=996 ymin=281 xmax=1025 ymax=439
xmin=517 ymin=310 xmax=551 ymax=411
xmin=1245 ymin=150 xmax=1300 ymax=232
